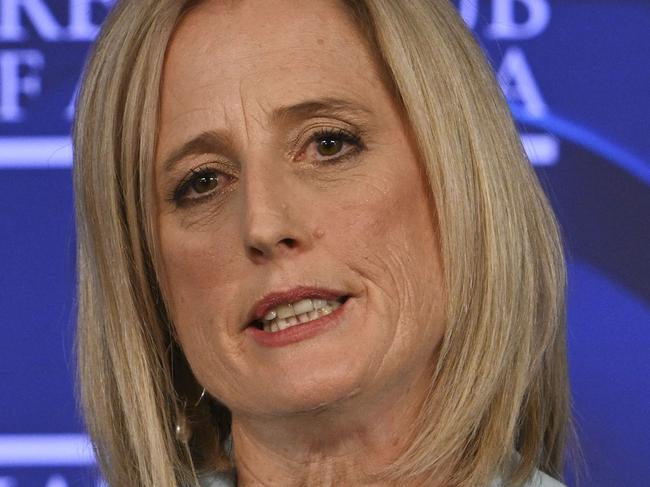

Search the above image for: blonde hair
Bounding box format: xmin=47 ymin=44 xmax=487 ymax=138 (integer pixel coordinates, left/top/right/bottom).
xmin=73 ymin=1 xmax=577 ymax=486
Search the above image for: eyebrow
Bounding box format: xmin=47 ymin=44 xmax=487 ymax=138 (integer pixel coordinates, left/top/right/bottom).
xmin=270 ymin=97 xmax=373 ymax=124
xmin=162 ymin=131 xmax=236 ymax=173
xmin=161 ymin=97 xmax=373 ymax=173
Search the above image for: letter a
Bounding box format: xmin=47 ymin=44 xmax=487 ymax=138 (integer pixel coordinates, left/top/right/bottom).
xmin=497 ymin=47 xmax=547 ymax=117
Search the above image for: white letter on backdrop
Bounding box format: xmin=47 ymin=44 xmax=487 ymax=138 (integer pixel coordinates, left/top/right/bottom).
xmin=0 ymin=49 xmax=44 ymax=121
xmin=0 ymin=0 xmax=63 ymax=41
xmin=486 ymin=0 xmax=550 ymax=39
xmin=497 ymin=46 xmax=547 ymax=117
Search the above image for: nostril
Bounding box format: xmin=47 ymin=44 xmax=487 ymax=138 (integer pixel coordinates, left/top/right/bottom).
xmin=279 ymin=237 xmax=298 ymax=249
xmin=249 ymin=247 xmax=265 ymax=258
xmin=246 ymin=235 xmax=301 ymax=261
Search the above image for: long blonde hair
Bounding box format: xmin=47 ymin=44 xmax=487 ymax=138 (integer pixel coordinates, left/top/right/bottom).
xmin=74 ymin=1 xmax=576 ymax=486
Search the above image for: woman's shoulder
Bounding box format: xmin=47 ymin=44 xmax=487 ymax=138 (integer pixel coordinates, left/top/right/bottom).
xmin=522 ymin=469 xmax=567 ymax=487
xmin=196 ymin=469 xmax=236 ymax=487
xmin=196 ymin=467 xmax=565 ymax=487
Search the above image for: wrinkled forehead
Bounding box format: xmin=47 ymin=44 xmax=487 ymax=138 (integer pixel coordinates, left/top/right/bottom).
xmin=162 ymin=0 xmax=378 ymax=102
xmin=156 ymin=0 xmax=389 ymax=158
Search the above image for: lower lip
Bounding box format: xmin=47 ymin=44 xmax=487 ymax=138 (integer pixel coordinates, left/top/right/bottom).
xmin=245 ymin=299 xmax=350 ymax=348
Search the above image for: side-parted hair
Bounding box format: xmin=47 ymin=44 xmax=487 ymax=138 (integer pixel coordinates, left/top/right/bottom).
xmin=73 ymin=1 xmax=577 ymax=486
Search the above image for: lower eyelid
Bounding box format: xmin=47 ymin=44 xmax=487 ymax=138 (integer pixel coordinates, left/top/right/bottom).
xmin=300 ymin=130 xmax=361 ymax=157
xmin=309 ymin=140 xmax=362 ymax=162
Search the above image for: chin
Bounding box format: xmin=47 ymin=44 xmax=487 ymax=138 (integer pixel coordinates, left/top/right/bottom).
xmin=255 ymin=362 xmax=367 ymax=416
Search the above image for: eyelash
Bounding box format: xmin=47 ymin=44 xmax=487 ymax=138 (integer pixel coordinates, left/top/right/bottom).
xmin=170 ymin=127 xmax=365 ymax=207
xmin=169 ymin=162 xmax=232 ymax=207
xmin=303 ymin=127 xmax=364 ymax=162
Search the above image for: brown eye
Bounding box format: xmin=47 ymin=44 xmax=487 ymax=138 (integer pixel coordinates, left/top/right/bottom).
xmin=297 ymin=128 xmax=364 ymax=164
xmin=191 ymin=173 xmax=219 ymax=194
xmin=171 ymin=166 xmax=233 ymax=206
xmin=317 ymin=137 xmax=343 ymax=157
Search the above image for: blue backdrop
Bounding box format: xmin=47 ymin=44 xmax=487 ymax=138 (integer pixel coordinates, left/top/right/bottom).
xmin=0 ymin=1 xmax=648 ymax=486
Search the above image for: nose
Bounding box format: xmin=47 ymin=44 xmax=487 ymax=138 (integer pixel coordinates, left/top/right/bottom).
xmin=240 ymin=163 xmax=312 ymax=263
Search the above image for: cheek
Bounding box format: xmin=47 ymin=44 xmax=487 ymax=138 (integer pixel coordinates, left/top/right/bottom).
xmin=157 ymin=215 xmax=240 ymax=328
xmin=329 ymin=153 xmax=443 ymax=336
xmin=332 ymin=154 xmax=438 ymax=279
xmin=157 ymin=219 xmax=249 ymax=397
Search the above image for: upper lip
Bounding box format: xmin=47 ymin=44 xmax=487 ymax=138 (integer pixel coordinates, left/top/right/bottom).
xmin=245 ymin=286 xmax=348 ymax=326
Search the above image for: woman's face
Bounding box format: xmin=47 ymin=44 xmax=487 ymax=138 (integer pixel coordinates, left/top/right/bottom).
xmin=156 ymin=0 xmax=446 ymax=417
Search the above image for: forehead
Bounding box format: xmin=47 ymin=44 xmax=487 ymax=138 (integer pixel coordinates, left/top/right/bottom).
xmin=159 ymin=0 xmax=387 ymax=144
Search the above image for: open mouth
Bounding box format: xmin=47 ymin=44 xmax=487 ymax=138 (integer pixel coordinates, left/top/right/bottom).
xmin=249 ymin=295 xmax=349 ymax=333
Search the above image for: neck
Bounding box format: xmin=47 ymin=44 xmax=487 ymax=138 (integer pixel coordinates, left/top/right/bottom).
xmin=227 ymin=362 xmax=441 ymax=487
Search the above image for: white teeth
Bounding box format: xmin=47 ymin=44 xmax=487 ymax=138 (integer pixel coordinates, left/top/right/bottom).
xmin=276 ymin=303 xmax=294 ymax=319
xmin=292 ymin=299 xmax=313 ymax=315
xmin=263 ymin=298 xmax=341 ymax=323
xmin=261 ymin=298 xmax=345 ymax=333
xmin=277 ymin=318 xmax=289 ymax=330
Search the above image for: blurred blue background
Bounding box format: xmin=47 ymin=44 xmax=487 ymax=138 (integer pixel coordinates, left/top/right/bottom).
xmin=0 ymin=1 xmax=648 ymax=486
